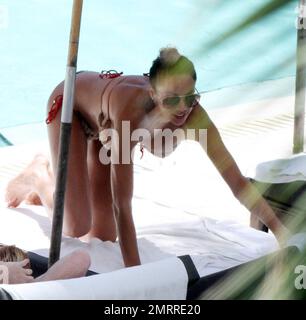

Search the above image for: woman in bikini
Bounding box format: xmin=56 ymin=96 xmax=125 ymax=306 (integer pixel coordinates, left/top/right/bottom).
xmin=5 ymin=47 xmax=288 ymax=267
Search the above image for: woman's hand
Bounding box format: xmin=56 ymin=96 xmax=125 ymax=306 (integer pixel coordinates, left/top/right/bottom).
xmin=286 ymin=232 xmax=306 ymax=252
xmin=0 ymin=259 xmax=34 ymax=284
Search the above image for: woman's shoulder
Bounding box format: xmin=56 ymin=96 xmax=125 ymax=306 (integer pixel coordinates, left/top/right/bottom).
xmin=109 ymin=76 xmax=152 ymax=124
xmin=183 ymin=104 xmax=212 ymax=130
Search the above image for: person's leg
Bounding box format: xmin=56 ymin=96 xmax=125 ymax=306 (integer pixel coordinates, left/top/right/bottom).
xmin=34 ymin=249 xmax=91 ymax=282
xmin=46 ymin=95 xmax=93 ymax=237
xmin=5 ymin=154 xmax=54 ymax=211
xmin=6 ymin=86 xmax=92 ymax=237
xmin=85 ymin=140 xmax=117 ymax=242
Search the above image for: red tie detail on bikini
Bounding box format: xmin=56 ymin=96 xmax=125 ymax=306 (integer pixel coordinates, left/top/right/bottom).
xmin=46 ymin=95 xmax=63 ymax=124
xmin=46 ymin=71 xmax=123 ymax=125
xmin=99 ymin=70 xmax=123 ymax=79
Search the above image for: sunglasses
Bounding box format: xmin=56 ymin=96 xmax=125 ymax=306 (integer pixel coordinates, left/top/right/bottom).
xmin=159 ymin=90 xmax=201 ymax=109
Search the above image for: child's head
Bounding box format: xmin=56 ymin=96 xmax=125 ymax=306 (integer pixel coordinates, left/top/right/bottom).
xmin=0 ymin=244 xmax=30 ymax=268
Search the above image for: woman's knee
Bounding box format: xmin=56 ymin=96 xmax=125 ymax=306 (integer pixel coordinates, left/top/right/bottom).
xmin=63 ymin=219 xmax=91 ymax=238
xmin=71 ymin=249 xmax=91 ymax=270
xmin=65 ymin=249 xmax=91 ymax=277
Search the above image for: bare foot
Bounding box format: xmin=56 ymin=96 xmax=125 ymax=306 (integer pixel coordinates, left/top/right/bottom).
xmin=5 ymin=154 xmax=52 ymax=208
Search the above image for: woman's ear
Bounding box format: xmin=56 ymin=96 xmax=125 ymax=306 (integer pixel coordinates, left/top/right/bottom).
xmin=149 ymin=88 xmax=155 ymax=101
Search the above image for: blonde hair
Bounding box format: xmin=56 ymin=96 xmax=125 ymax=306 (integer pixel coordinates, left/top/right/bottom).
xmin=159 ymin=47 xmax=181 ymax=66
xmin=0 ymin=244 xmax=30 ymax=268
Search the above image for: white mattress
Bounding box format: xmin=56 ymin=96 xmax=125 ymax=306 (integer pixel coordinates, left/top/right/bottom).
xmin=0 ymin=141 xmax=278 ymax=278
xmin=253 ymin=152 xmax=306 ymax=183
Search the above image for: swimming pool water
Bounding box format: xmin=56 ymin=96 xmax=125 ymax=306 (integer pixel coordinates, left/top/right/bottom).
xmin=0 ymin=0 xmax=297 ymax=129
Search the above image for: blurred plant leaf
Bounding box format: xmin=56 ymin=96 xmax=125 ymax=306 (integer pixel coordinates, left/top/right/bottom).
xmin=197 ymin=0 xmax=295 ymax=53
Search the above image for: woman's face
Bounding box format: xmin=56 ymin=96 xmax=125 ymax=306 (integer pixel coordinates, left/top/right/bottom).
xmin=151 ymin=74 xmax=197 ymax=127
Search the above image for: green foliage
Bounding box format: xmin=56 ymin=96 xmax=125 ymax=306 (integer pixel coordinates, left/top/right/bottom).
xmin=197 ymin=0 xmax=296 ymax=53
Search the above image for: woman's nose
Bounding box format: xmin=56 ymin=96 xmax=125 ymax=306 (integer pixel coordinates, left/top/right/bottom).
xmin=176 ymin=99 xmax=188 ymax=113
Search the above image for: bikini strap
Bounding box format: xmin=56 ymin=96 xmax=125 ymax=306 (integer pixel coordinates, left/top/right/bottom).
xmin=46 ymin=72 xmax=87 ymax=124
xmin=99 ymin=70 xmax=123 ymax=79
xmin=46 ymin=71 xmax=124 ymax=125
xmin=100 ymin=76 xmax=126 ymax=128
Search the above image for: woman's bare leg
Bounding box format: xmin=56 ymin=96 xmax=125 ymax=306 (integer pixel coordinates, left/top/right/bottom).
xmin=47 ymin=114 xmax=92 ymax=236
xmin=6 ymin=140 xmax=117 ymax=242
xmin=35 ymin=249 xmax=91 ymax=282
xmin=6 ymin=87 xmax=93 ymax=238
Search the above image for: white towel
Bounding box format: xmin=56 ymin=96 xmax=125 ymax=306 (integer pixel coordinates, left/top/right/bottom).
xmin=0 ymin=141 xmax=278 ymax=287
xmin=254 ymin=153 xmax=306 ymax=183
xmin=0 ymin=257 xmax=188 ymax=300
xmin=0 ymin=203 xmax=278 ymax=277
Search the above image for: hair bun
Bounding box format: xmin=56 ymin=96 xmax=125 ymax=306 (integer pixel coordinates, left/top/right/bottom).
xmin=159 ymin=47 xmax=181 ymax=65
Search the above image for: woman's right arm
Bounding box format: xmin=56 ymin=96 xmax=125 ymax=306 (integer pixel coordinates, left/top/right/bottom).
xmin=184 ymin=105 xmax=288 ymax=242
xmin=110 ymin=112 xmax=141 ymax=267
xmin=111 ymin=161 xmax=141 ymax=267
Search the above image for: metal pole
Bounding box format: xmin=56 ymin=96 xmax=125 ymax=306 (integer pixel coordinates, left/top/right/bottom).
xmin=48 ymin=0 xmax=83 ymax=267
xmin=293 ymin=0 xmax=306 ymax=154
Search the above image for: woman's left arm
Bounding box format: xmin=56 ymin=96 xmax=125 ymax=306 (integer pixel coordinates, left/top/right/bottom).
xmin=186 ymin=105 xmax=288 ymax=243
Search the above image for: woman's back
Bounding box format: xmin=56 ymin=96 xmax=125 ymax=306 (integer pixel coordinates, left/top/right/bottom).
xmin=49 ymin=71 xmax=152 ymax=139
